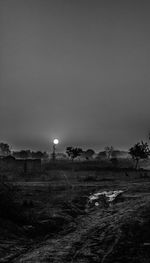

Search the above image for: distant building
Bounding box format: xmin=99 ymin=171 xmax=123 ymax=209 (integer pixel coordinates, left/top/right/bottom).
xmin=0 ymin=156 xmax=41 ymax=174
xmin=16 ymin=158 xmax=41 ymax=173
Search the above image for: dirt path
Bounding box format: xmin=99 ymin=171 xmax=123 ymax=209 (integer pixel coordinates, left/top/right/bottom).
xmin=12 ymin=195 xmax=150 ymax=263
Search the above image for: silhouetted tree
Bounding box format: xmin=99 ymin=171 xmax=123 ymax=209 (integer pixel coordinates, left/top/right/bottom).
xmin=19 ymin=150 xmax=31 ymax=159
xmin=85 ymin=149 xmax=95 ymax=160
xmin=129 ymin=141 xmax=150 ymax=169
xmin=0 ymin=142 xmax=11 ymax=156
xmin=31 ymin=151 xmax=44 ymax=159
xmin=13 ymin=150 xmax=49 ymax=159
xmin=42 ymin=151 xmax=49 ymax=159
xmin=66 ymin=147 xmax=83 ymax=161
xmin=12 ymin=151 xmax=20 ymax=158
xmin=104 ymin=146 xmax=114 ymax=159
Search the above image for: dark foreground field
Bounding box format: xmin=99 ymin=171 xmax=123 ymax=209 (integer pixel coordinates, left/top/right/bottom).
xmin=1 ymin=165 xmax=150 ymax=262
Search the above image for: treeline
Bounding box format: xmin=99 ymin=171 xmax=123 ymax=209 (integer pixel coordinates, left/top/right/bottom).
xmin=0 ymin=143 xmax=49 ymax=159
xmin=1 ymin=140 xmax=150 ymax=169
xmin=12 ymin=150 xmax=49 ymax=159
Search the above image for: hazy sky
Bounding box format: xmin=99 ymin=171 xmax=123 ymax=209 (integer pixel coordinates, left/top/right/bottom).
xmin=1 ymin=0 xmax=150 ymax=152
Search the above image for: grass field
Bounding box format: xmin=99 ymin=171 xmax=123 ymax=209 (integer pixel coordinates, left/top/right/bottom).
xmin=1 ymin=162 xmax=150 ymax=262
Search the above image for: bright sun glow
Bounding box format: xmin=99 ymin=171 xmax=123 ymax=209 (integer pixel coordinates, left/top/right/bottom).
xmin=53 ymin=139 xmax=59 ymax=144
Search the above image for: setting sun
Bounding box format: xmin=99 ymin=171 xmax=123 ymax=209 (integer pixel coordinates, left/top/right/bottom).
xmin=53 ymin=139 xmax=59 ymax=145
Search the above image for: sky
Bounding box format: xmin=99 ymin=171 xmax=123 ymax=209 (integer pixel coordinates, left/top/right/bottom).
xmin=0 ymin=0 xmax=150 ymax=152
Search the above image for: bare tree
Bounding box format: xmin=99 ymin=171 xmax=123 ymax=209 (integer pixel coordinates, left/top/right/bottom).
xmin=104 ymin=146 xmax=114 ymax=159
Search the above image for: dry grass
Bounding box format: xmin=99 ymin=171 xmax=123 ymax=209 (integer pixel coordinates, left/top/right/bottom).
xmin=1 ymin=168 xmax=150 ymax=262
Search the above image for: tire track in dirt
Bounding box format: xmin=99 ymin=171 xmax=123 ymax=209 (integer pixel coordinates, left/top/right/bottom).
xmin=13 ymin=195 xmax=150 ymax=263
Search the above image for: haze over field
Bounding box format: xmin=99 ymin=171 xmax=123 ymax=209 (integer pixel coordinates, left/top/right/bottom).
xmin=1 ymin=0 xmax=150 ymax=151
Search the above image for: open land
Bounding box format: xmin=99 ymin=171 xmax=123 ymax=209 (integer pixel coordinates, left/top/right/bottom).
xmin=1 ymin=161 xmax=150 ymax=262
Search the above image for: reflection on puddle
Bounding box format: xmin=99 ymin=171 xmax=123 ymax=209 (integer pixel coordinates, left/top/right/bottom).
xmin=87 ymin=190 xmax=124 ymax=208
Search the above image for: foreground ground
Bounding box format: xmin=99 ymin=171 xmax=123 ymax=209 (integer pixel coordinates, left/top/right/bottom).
xmin=1 ymin=168 xmax=150 ymax=262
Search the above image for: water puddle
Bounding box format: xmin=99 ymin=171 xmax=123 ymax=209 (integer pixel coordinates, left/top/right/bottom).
xmin=87 ymin=190 xmax=124 ymax=209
